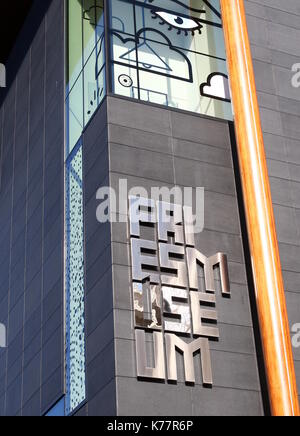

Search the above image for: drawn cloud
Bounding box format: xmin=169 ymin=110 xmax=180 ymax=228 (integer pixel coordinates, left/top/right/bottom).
xmin=200 ymin=73 xmax=231 ymax=102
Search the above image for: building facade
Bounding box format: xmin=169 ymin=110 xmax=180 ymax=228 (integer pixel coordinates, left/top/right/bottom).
xmin=0 ymin=0 xmax=299 ymax=416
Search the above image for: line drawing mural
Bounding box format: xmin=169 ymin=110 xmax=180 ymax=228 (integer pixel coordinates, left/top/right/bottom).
xmin=109 ymin=0 xmax=232 ymax=119
xmin=112 ymin=28 xmax=193 ymax=82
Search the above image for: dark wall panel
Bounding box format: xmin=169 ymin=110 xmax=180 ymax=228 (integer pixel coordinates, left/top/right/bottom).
xmin=0 ymin=0 xmax=64 ymax=416
xmin=82 ymin=100 xmax=117 ymax=417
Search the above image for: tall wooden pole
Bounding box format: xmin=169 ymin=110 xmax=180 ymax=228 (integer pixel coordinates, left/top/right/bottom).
xmin=220 ymin=0 xmax=299 ymax=416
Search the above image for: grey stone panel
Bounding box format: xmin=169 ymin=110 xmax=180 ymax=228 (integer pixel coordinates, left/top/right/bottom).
xmin=115 ymin=338 xmax=260 ymax=391
xmin=106 ymin=96 xmax=263 ymax=416
xmin=116 ymin=377 xmax=193 ymax=416
xmin=191 ymin=386 xmax=264 ymax=417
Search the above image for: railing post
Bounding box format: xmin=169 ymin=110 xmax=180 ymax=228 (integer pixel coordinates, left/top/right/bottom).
xmin=220 ymin=0 xmax=299 ymax=416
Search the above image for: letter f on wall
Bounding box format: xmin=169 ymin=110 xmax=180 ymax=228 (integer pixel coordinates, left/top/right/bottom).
xmin=0 ymin=64 xmax=6 ymax=88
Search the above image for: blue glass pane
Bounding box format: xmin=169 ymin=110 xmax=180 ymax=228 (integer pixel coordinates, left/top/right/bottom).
xmin=65 ymin=142 xmax=86 ymax=415
xmin=66 ymin=75 xmax=84 ymax=155
xmin=46 ymin=398 xmax=65 ymax=417
xmin=83 ymin=0 xmax=105 ymax=64
xmin=67 ymin=0 xmax=106 ymax=155
xmin=84 ymin=34 xmax=106 ymax=125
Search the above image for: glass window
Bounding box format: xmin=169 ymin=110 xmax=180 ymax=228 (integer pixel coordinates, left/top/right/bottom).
xmin=109 ymin=0 xmax=232 ymax=120
xmin=66 ymin=0 xmax=106 ymax=154
xmin=67 ymin=0 xmax=83 ymax=95
xmin=65 ymin=0 xmax=107 ymax=415
xmin=66 ymin=75 xmax=84 ymax=157
xmin=66 ymin=1 xmax=232 ymax=154
xmin=65 ymin=140 xmax=86 ymax=416
xmin=65 ymin=0 xmax=106 ymax=417
xmin=82 ymin=0 xmax=106 ymax=126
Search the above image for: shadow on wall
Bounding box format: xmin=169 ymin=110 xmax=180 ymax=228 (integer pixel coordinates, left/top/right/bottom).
xmin=0 ymin=0 xmax=51 ymax=104
xmin=0 ymin=0 xmax=33 ymax=62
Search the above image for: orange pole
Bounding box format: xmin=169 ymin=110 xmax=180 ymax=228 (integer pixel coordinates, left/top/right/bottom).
xmin=220 ymin=0 xmax=299 ymax=416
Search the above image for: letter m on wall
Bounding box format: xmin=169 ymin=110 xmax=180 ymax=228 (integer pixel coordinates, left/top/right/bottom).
xmin=187 ymin=248 xmax=230 ymax=296
xmin=165 ymin=334 xmax=213 ymax=386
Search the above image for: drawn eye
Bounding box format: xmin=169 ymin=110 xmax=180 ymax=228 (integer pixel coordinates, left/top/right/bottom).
xmin=151 ymin=11 xmax=203 ymax=35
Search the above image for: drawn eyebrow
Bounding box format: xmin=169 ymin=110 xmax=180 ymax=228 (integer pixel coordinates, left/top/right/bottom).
xmin=147 ymin=0 xmax=222 ymax=20
xmin=147 ymin=0 xmax=206 ymax=14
